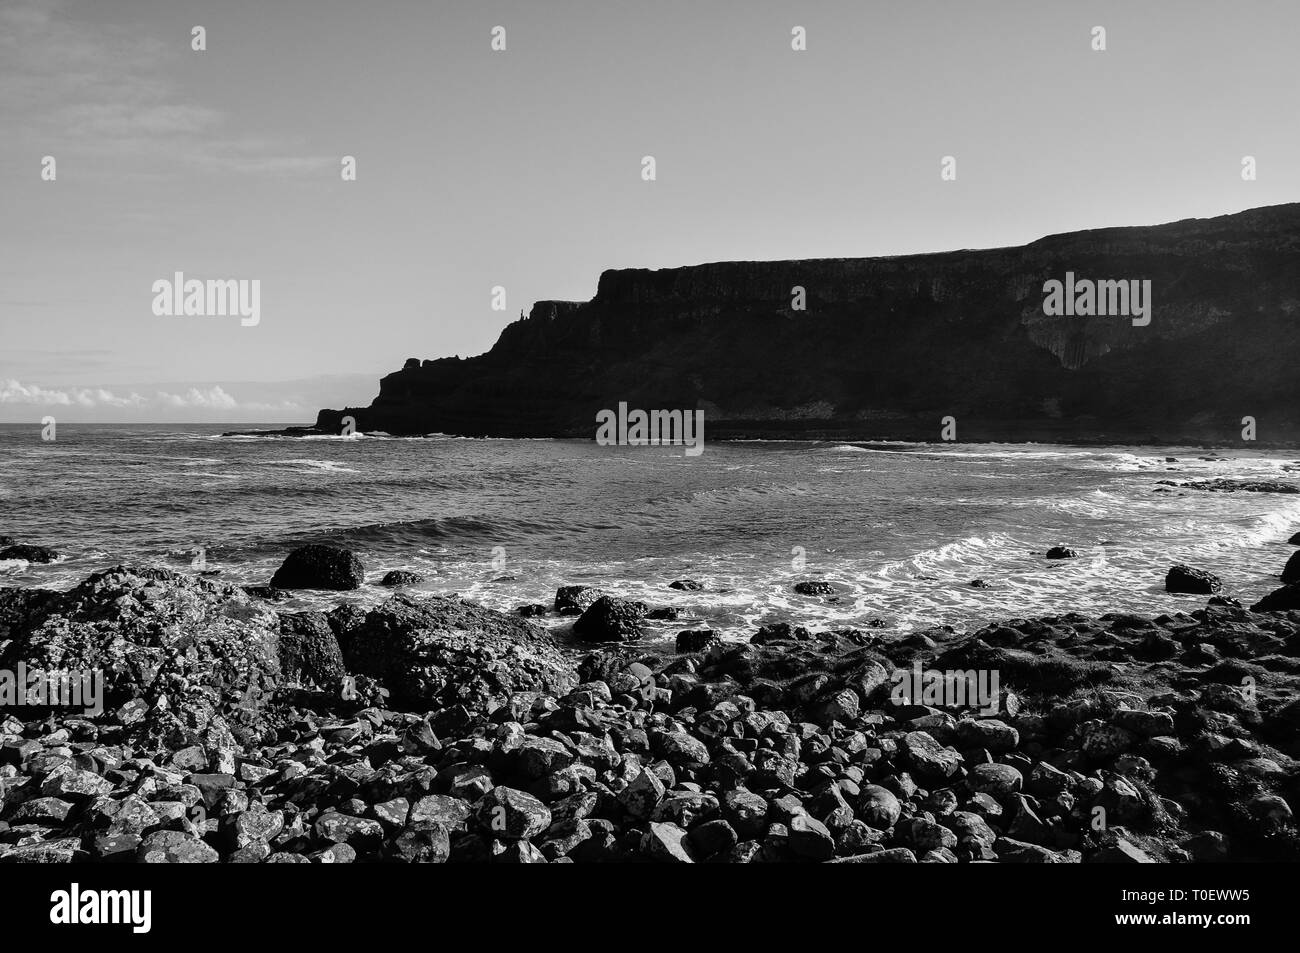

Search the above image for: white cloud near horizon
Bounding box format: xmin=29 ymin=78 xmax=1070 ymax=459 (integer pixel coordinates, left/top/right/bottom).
xmin=0 ymin=379 xmax=296 ymax=412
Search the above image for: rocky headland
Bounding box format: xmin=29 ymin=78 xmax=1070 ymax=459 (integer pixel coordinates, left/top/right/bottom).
xmin=3 ymin=543 xmax=1300 ymax=864
xmin=303 ymin=203 xmax=1300 ymax=445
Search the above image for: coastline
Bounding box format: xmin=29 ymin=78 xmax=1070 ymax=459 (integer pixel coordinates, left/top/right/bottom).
xmin=220 ymin=423 xmax=1300 ymax=451
xmin=3 ymin=545 xmax=1299 ymax=864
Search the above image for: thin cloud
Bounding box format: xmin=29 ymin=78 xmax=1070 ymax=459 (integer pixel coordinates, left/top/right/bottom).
xmin=0 ymin=0 xmax=329 ymax=178
xmin=0 ymin=379 xmax=297 ymax=411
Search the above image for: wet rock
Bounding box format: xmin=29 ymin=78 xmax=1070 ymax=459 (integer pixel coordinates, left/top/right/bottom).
xmin=270 ymin=545 xmax=366 ymax=591
xmin=380 ymin=570 xmax=424 ymax=587
xmin=0 ymin=544 xmax=60 ymax=563
xmin=1165 ymin=565 xmax=1222 ymax=595
xmin=676 ymin=629 xmax=721 ymax=653
xmin=793 ymin=581 xmax=835 ymax=596
xmin=554 ymin=586 xmax=601 ymax=615
xmin=573 ymin=597 xmax=649 ymax=642
xmin=669 ymin=579 xmax=703 ymax=591
xmin=1252 ymin=582 xmax=1300 ymax=612
xmin=1045 ymin=546 xmax=1078 ymax=559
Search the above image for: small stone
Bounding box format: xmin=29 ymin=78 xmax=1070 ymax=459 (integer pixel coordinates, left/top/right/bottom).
xmin=642 ymin=822 xmax=694 ymax=863
xmin=137 ymin=830 xmax=219 ymax=863
xmin=788 ymin=814 xmax=836 ymax=860
xmin=968 ymin=763 xmax=1023 ymax=798
xmin=476 ymin=787 xmax=551 ymax=840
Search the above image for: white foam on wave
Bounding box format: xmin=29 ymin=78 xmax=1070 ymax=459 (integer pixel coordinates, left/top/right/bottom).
xmin=876 ymin=531 xmax=1022 ymax=578
xmin=266 ymin=458 xmax=358 ymax=473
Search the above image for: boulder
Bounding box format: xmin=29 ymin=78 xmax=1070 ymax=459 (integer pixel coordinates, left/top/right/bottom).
xmin=341 ymin=594 xmax=575 ymax=711
xmin=554 ymin=585 xmax=601 ymax=615
xmin=380 ymin=570 xmax=424 ymax=587
xmin=476 ymin=787 xmax=551 ymax=840
xmin=793 ymin=581 xmax=835 ymax=595
xmin=572 ymin=596 xmax=648 ymax=642
xmin=1251 ymin=582 xmax=1300 ymax=612
xmin=1045 ymin=546 xmax=1077 ymax=559
xmin=1165 ymin=564 xmax=1221 ymax=594
xmin=676 ymin=629 xmax=721 ymax=653
xmin=0 ymin=544 xmax=59 ymax=563
xmin=1284 ymin=550 xmax=1300 ymax=584
xmin=0 ymin=566 xmax=283 ymax=711
xmin=270 ymin=545 xmax=366 ymax=590
xmin=277 ymin=612 xmax=346 ymax=685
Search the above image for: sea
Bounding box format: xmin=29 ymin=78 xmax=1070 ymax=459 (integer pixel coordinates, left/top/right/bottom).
xmin=2 ymin=424 xmax=1298 ymax=645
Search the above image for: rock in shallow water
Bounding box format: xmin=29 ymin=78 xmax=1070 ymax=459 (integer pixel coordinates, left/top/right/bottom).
xmin=573 ymin=596 xmax=648 ymax=642
xmin=554 ymin=585 xmax=601 ymax=615
xmin=270 ymin=544 xmax=365 ymax=591
xmin=1165 ymin=564 xmax=1222 ymax=595
xmin=0 ymin=544 xmax=60 ymax=563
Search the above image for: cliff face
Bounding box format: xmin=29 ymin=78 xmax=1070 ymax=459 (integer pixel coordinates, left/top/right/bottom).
xmin=318 ymin=203 xmax=1300 ymax=442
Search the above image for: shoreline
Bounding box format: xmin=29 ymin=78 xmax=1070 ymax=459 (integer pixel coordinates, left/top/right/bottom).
xmin=2 ymin=547 xmax=1299 ymax=864
xmin=217 ymin=423 xmax=1300 ymax=451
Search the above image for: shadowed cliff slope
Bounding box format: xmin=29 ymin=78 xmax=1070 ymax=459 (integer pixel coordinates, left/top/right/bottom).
xmin=318 ymin=203 xmax=1300 ymax=443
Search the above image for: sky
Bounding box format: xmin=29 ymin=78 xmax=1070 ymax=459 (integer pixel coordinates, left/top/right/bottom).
xmin=1 ymin=0 xmax=1298 ymax=422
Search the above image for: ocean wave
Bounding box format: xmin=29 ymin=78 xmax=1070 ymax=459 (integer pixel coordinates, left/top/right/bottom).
xmin=266 ymin=458 xmax=359 ymax=473
xmin=685 ymin=482 xmax=813 ymax=505
xmin=879 ymin=531 xmax=1022 ymax=578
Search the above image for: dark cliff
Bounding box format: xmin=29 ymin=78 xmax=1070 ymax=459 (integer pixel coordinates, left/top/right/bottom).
xmin=318 ymin=203 xmax=1300 ymax=442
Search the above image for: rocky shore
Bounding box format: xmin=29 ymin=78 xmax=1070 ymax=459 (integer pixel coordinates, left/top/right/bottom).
xmin=2 ymin=549 xmax=1300 ymax=864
